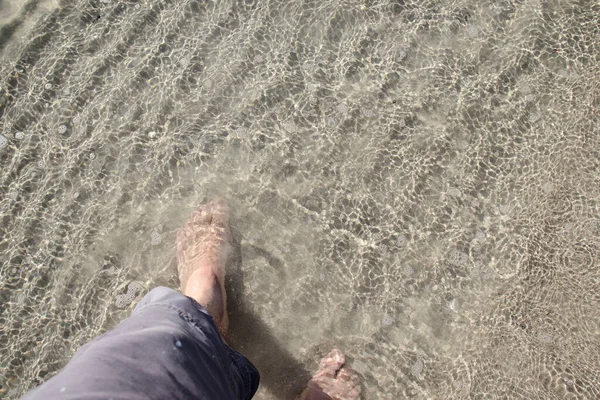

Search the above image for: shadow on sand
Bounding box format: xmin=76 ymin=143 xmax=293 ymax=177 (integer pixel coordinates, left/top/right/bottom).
xmin=225 ymin=226 xmax=312 ymax=400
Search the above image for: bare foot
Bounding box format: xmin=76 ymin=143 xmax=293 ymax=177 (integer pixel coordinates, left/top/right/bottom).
xmin=298 ymin=349 xmax=361 ymax=400
xmin=176 ymin=198 xmax=233 ymax=334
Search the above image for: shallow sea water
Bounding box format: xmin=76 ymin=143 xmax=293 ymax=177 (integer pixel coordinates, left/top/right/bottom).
xmin=1 ymin=0 xmax=600 ymax=398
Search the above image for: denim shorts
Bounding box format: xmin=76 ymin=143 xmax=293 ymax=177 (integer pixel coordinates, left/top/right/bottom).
xmin=21 ymin=286 xmax=260 ymax=400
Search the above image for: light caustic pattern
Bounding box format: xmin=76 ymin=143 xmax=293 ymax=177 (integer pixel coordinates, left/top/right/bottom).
xmin=1 ymin=0 xmax=600 ymax=399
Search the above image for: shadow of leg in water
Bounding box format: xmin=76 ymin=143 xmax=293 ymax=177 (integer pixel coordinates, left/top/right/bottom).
xmin=225 ymin=227 xmax=312 ymax=400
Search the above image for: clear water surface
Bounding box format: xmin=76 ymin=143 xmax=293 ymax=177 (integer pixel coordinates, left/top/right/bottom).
xmin=1 ymin=0 xmax=599 ymax=399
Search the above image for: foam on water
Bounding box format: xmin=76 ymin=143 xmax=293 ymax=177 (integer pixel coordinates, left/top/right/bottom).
xmin=1 ymin=0 xmax=600 ymax=399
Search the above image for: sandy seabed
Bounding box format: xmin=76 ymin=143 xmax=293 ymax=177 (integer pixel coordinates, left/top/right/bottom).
xmin=1 ymin=0 xmax=600 ymax=399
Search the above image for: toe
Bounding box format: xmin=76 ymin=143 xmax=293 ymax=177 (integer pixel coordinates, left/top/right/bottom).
xmin=210 ymin=198 xmax=230 ymax=226
xmin=191 ymin=205 xmax=212 ymax=225
xmin=316 ymin=349 xmax=345 ymax=378
xmin=176 ymin=229 xmax=187 ymax=247
xmin=322 ymin=349 xmax=345 ymax=367
xmin=345 ymin=385 xmax=361 ymax=399
xmin=338 ymin=367 xmax=360 ymax=385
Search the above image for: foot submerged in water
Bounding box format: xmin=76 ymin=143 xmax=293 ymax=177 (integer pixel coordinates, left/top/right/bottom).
xmin=176 ymin=197 xmax=233 ymax=333
xmin=299 ymin=349 xmax=361 ymax=400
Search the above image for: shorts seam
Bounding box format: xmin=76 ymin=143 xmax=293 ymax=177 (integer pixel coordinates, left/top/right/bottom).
xmin=134 ymin=302 xmax=183 ymax=314
xmin=134 ymin=301 xmax=231 ymax=375
xmin=134 ymin=302 xmax=213 ymax=334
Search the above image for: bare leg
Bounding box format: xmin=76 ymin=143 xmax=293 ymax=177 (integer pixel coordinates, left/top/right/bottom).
xmin=299 ymin=349 xmax=361 ymax=400
xmin=176 ymin=197 xmax=233 ymax=335
xmin=176 ymin=199 xmax=361 ymax=399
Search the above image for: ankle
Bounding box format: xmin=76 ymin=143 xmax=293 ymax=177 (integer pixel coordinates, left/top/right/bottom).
xmin=184 ymin=272 xmax=227 ymax=327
